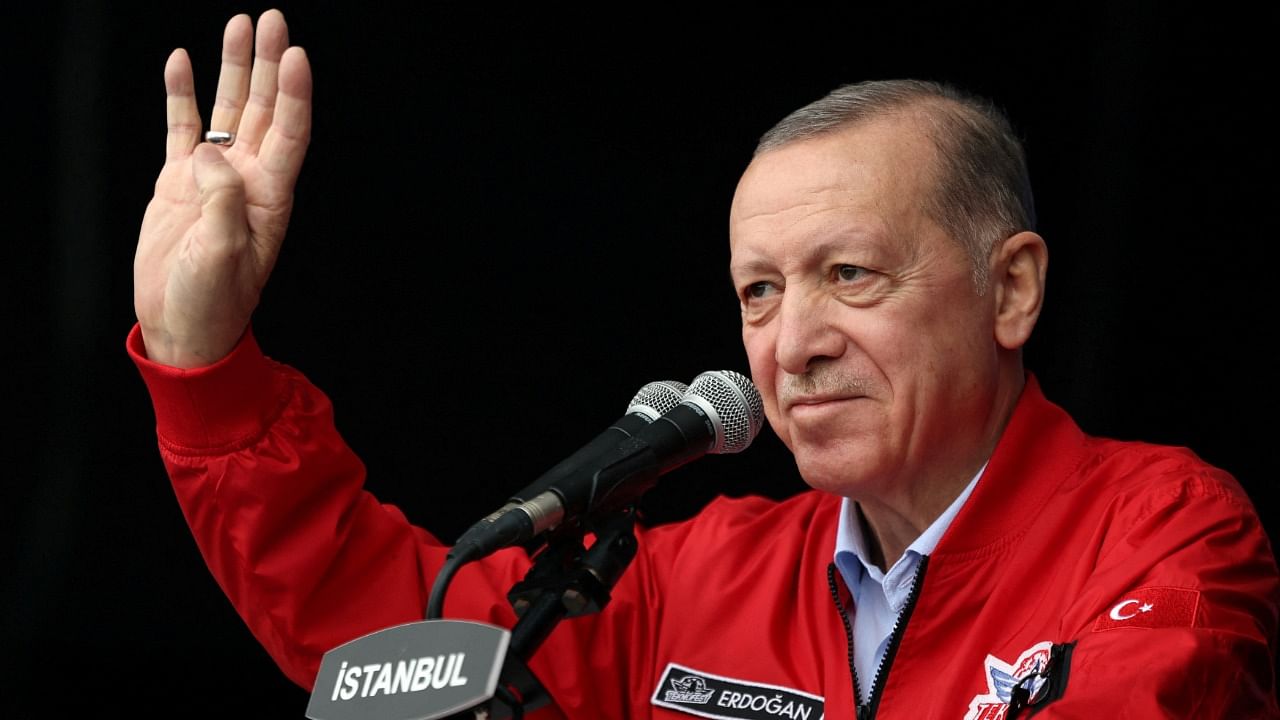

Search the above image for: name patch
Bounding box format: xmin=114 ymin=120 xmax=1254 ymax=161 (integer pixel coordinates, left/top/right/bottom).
xmin=651 ymin=662 xmax=823 ymax=720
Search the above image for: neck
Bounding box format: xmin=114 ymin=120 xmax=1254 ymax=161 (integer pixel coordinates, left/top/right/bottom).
xmin=854 ymin=461 xmax=981 ymax=571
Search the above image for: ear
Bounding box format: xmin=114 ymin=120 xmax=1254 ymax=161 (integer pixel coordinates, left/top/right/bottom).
xmin=991 ymin=231 xmax=1047 ymax=350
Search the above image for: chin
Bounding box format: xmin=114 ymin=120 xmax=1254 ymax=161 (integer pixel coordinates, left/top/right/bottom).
xmin=792 ymin=444 xmax=883 ymax=499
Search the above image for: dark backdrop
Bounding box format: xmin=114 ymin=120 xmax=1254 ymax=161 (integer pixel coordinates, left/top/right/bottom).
xmin=6 ymin=2 xmax=1276 ymax=715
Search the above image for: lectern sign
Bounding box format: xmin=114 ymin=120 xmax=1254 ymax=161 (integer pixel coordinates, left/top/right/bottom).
xmin=306 ymin=619 xmax=510 ymax=720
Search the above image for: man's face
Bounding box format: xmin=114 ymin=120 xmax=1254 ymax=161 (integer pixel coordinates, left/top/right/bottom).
xmin=729 ymin=116 xmax=1003 ymax=500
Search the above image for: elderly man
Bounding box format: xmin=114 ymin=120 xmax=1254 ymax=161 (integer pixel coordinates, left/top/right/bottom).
xmin=130 ymin=10 xmax=1279 ymax=719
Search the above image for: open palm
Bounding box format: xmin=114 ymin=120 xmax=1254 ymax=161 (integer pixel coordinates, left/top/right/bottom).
xmin=135 ymin=10 xmax=311 ymax=368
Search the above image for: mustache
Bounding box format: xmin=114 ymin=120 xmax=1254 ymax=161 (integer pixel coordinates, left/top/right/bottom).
xmin=778 ymin=367 xmax=872 ymax=404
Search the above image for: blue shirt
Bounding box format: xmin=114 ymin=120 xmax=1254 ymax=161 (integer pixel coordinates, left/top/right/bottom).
xmin=833 ymin=465 xmax=985 ymax=704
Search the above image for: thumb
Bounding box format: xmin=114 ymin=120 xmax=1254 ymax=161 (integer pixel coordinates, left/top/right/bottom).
xmin=192 ymin=143 xmax=248 ymax=242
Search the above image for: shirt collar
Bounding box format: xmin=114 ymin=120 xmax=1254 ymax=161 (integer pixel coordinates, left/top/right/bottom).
xmin=834 ymin=462 xmax=987 ymax=597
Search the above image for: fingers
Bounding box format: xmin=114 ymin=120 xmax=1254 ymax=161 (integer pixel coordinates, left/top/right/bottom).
xmin=191 ymin=143 xmax=249 ymax=249
xmin=164 ymin=49 xmax=201 ymax=160
xmin=258 ymin=46 xmax=312 ymax=180
xmin=167 ymin=10 xmax=309 ymax=187
xmin=208 ymin=14 xmax=253 ymax=139
xmin=235 ymin=9 xmax=290 ymax=151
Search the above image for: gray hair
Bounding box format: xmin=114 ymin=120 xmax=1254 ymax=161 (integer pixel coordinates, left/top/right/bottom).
xmin=755 ymin=80 xmax=1036 ymax=294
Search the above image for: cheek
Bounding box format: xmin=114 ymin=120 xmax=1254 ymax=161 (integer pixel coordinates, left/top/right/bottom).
xmin=741 ymin=325 xmax=773 ymax=382
xmin=742 ymin=326 xmax=787 ymax=442
xmin=870 ymin=300 xmax=993 ymax=422
xmin=837 ymin=314 xmax=911 ymax=384
xmin=911 ymin=301 xmax=993 ymax=382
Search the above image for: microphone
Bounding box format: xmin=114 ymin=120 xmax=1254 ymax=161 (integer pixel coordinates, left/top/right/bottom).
xmin=507 ymin=379 xmax=689 ymax=504
xmin=451 ymin=370 xmax=763 ymax=563
xmin=450 ymin=379 xmax=689 ymax=561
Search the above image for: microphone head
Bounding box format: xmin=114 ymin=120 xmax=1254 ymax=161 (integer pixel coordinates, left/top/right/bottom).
xmin=683 ymin=370 xmax=765 ymax=454
xmin=627 ymin=380 xmax=689 ymax=421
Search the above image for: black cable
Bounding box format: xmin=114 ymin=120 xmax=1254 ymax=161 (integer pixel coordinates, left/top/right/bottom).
xmin=426 ymin=551 xmax=470 ymax=620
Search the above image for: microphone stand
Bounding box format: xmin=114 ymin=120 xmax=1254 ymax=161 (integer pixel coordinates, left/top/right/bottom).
xmin=460 ymin=508 xmax=640 ymax=719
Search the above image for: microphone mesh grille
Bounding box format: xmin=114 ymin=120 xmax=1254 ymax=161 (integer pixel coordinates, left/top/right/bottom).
xmin=627 ymin=380 xmax=689 ymax=420
xmin=687 ymin=370 xmax=764 ymax=453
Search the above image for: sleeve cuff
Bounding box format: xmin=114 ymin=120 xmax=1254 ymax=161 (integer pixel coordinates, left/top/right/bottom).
xmin=126 ymin=323 xmax=292 ymax=453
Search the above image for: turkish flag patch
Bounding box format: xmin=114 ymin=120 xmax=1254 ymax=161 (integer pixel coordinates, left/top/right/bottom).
xmin=1092 ymin=586 xmax=1200 ymax=632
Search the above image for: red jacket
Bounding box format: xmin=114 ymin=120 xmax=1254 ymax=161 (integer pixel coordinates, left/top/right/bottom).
xmin=129 ymin=324 xmax=1280 ymax=719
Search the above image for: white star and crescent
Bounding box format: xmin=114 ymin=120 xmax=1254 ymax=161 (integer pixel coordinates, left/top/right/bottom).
xmin=1109 ymin=598 xmax=1156 ymax=621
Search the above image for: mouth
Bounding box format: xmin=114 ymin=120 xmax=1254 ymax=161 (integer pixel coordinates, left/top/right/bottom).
xmin=783 ymin=394 xmax=863 ymax=412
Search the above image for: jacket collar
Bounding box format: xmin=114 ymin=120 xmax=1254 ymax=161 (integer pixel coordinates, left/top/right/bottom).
xmin=930 ymin=373 xmax=1090 ymax=559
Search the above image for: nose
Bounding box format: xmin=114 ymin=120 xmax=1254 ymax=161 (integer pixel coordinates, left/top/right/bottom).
xmin=775 ymin=287 xmax=845 ymax=375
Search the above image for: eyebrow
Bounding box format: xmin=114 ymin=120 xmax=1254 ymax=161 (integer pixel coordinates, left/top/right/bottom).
xmin=728 ymin=258 xmax=778 ymax=281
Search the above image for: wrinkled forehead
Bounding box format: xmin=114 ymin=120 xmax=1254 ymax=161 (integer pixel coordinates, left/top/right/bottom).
xmin=729 ymin=118 xmax=941 ymax=257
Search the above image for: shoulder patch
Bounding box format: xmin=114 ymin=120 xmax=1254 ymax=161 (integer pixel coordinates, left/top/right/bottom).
xmin=651 ymin=662 xmax=823 ymax=720
xmin=1092 ymin=586 xmax=1200 ymax=632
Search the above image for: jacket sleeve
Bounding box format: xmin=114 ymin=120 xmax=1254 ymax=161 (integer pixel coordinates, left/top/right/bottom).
xmin=127 ymin=324 xmax=676 ymax=718
xmin=1043 ymin=451 xmax=1280 ymax=719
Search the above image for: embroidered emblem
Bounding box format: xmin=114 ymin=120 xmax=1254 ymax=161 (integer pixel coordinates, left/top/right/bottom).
xmin=665 ymin=675 xmax=715 ymax=705
xmin=651 ymin=662 xmax=824 ymax=720
xmin=1093 ymin=586 xmax=1200 ymax=632
xmin=963 ymin=641 xmax=1053 ymax=720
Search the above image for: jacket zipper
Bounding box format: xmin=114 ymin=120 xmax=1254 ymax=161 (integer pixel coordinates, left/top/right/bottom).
xmin=826 ymin=563 xmax=865 ymax=718
xmin=827 ymin=556 xmax=930 ymax=720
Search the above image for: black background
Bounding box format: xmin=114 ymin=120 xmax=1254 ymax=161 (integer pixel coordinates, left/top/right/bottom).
xmin=6 ymin=2 xmax=1277 ymax=716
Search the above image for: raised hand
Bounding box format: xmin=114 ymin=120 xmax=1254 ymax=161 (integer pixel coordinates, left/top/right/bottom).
xmin=134 ymin=10 xmax=311 ymax=368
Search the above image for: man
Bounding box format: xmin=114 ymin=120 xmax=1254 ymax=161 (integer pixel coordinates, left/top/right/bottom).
xmin=130 ymin=10 xmax=1279 ymax=718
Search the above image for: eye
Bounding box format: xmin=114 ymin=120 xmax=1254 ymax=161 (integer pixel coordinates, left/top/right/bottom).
xmin=835 ymin=265 xmax=867 ymax=283
xmin=746 ymin=281 xmax=777 ymax=299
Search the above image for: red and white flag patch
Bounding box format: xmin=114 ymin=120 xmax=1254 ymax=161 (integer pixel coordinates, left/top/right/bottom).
xmin=1092 ymin=586 xmax=1200 ymax=632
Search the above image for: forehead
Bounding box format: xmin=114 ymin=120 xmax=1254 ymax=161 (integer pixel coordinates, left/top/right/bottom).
xmin=729 ymin=116 xmax=940 ymax=262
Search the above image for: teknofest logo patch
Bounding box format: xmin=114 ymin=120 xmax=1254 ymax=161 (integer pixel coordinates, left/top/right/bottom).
xmin=665 ymin=675 xmax=715 ymax=705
